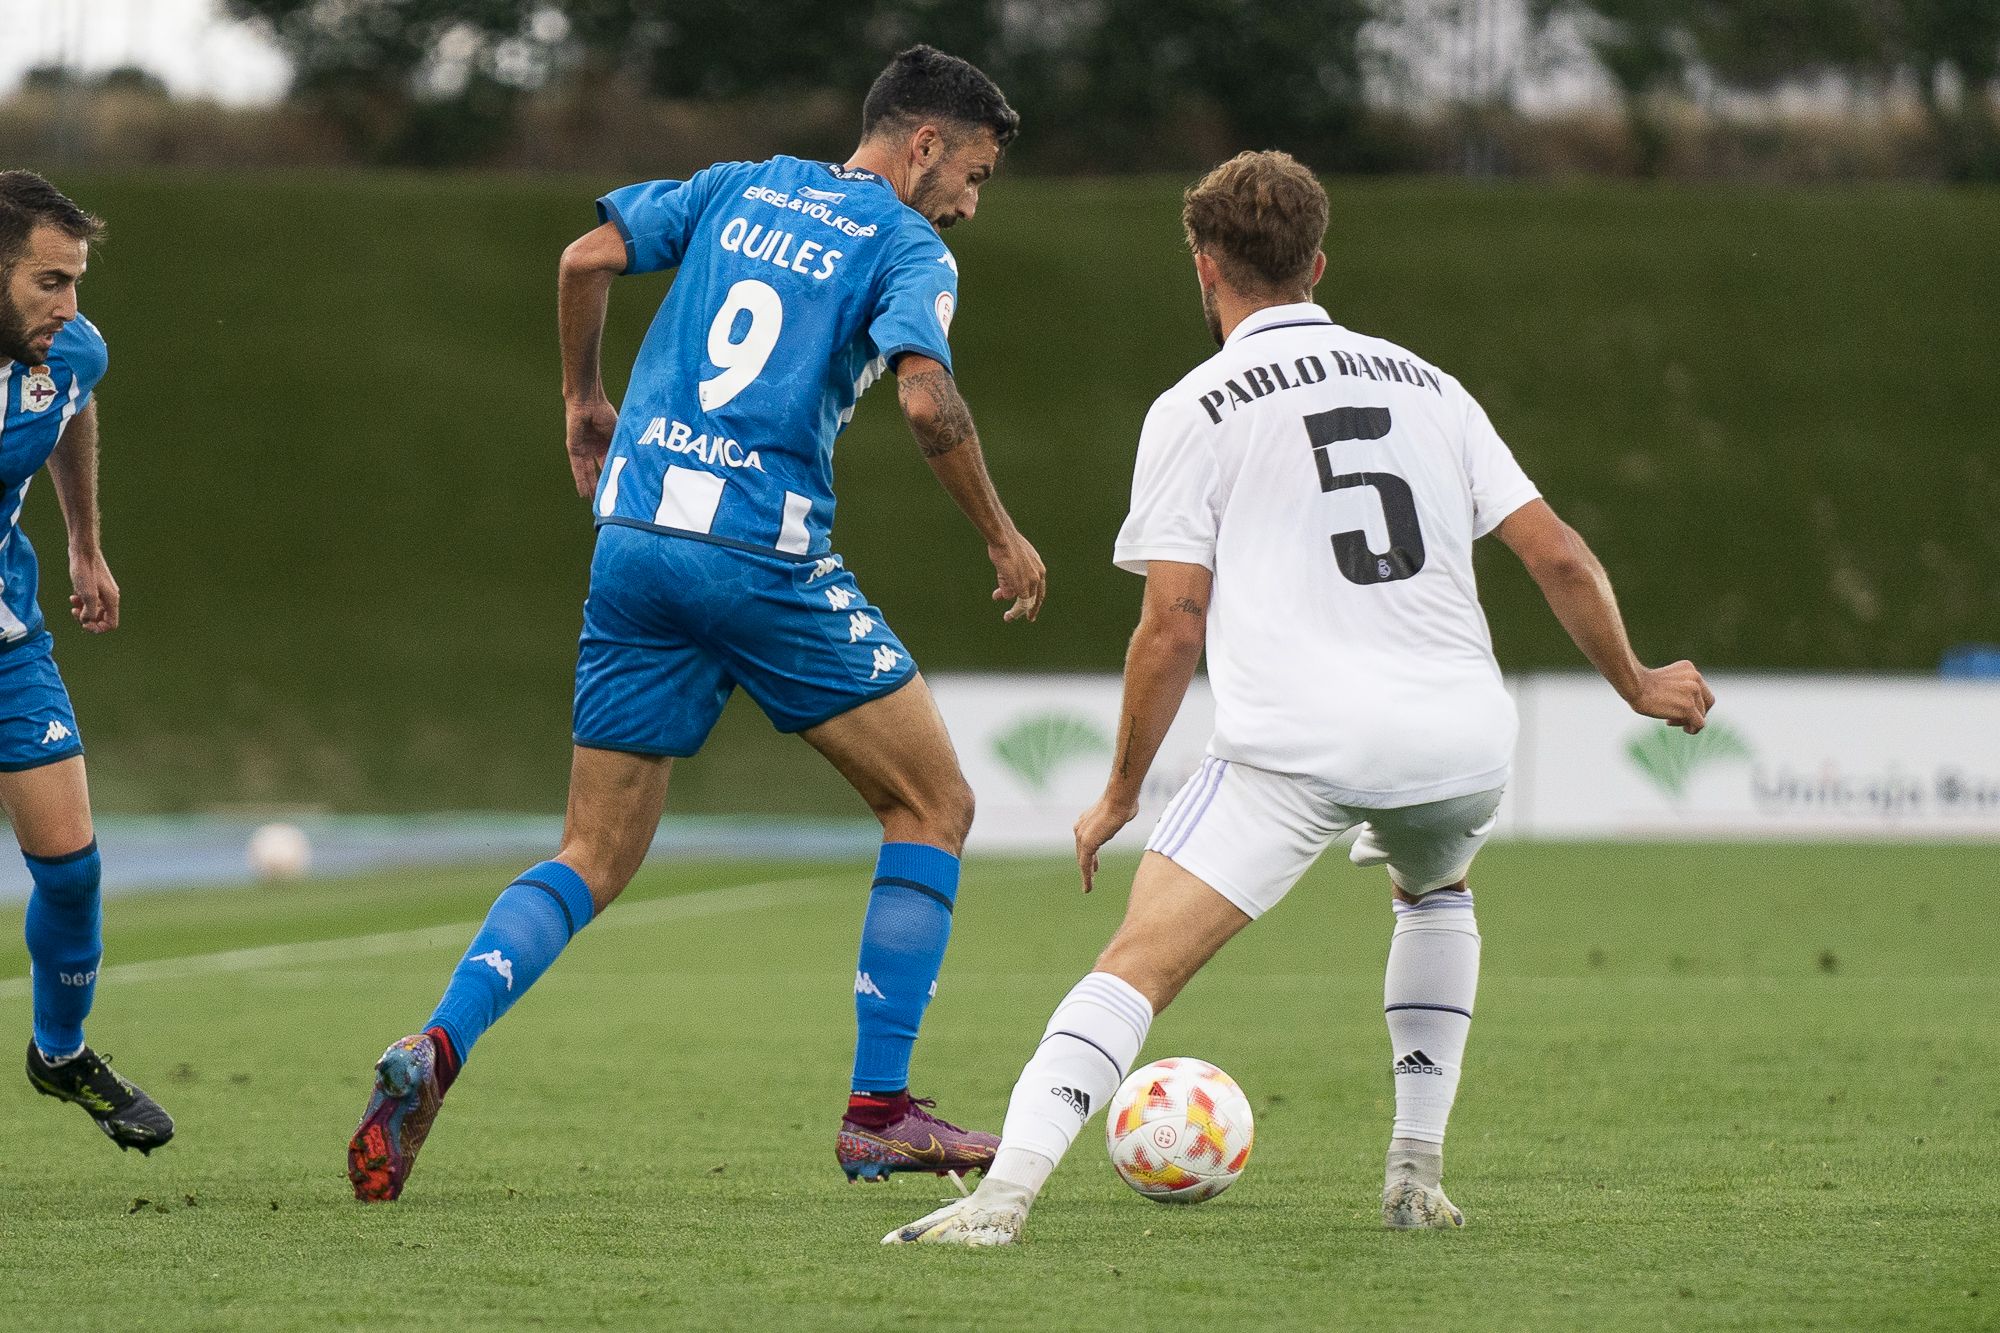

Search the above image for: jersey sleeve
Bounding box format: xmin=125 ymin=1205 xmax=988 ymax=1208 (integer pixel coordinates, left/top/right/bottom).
xmin=597 ymin=166 xmax=727 ymax=275
xmin=1460 ymin=388 xmax=1540 ymax=538
xmin=868 ymin=228 xmax=958 ymax=372
xmin=1113 ymin=395 xmax=1222 ymax=575
xmin=59 ymin=315 xmax=108 ymax=411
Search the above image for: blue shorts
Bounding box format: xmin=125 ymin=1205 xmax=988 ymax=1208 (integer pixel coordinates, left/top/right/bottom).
xmin=0 ymin=635 xmax=84 ymax=772
xmin=573 ymin=523 xmax=918 ymax=756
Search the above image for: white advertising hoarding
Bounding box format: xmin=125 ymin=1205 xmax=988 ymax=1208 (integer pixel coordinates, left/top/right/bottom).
xmin=1514 ymin=674 xmax=2000 ymax=839
xmin=928 ymin=674 xmax=1214 ymax=852
xmin=930 ymin=672 xmax=2000 ymax=848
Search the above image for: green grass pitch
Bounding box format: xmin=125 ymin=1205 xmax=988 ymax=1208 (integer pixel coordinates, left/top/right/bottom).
xmin=1 ymin=842 xmax=1995 ymax=1330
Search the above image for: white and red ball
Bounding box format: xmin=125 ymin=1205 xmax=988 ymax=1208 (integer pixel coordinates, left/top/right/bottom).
xmin=1105 ymin=1057 xmax=1254 ymax=1204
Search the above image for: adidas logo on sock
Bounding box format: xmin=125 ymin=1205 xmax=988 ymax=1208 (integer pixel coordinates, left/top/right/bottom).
xmin=1053 ymin=1085 xmax=1091 ymax=1117
xmin=1394 ymin=1049 xmax=1444 ymax=1076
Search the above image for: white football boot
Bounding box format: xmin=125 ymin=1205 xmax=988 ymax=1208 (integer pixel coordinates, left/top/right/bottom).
xmin=1382 ymin=1140 xmax=1465 ymax=1229
xmin=882 ymin=1191 xmax=1028 ymax=1247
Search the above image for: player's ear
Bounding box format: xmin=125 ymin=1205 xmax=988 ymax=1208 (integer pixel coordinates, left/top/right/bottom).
xmin=912 ymin=124 xmax=943 ymax=167
xmin=1310 ymin=251 xmax=1327 ymax=287
xmin=1193 ymin=250 xmax=1219 ymax=289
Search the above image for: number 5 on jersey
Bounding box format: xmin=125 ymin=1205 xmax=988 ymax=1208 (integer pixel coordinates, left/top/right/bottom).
xmin=1304 ymin=406 xmax=1427 ymax=585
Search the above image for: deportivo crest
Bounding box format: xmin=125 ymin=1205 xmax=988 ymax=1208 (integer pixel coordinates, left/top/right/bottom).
xmin=21 ymin=366 xmax=57 ymax=413
xmin=934 ymin=290 xmax=955 ymax=336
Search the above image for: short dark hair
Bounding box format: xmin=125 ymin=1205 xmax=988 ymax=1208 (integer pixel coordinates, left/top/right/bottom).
xmin=861 ymin=45 xmax=1019 ymax=149
xmin=0 ymin=170 xmax=103 ymax=271
xmin=1182 ymin=151 xmax=1327 ymax=294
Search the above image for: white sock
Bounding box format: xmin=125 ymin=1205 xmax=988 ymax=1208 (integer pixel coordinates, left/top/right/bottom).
xmin=985 ymin=971 xmax=1153 ymax=1200
xmin=1384 ymin=890 xmax=1480 ymax=1146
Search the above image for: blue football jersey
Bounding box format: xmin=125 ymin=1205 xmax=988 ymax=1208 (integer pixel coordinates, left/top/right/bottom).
xmin=592 ymin=156 xmax=959 ymax=558
xmin=0 ymin=315 xmax=107 ymax=647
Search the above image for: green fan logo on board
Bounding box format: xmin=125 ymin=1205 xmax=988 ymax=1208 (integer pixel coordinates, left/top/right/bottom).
xmin=1625 ymin=720 xmax=1753 ymax=801
xmin=993 ymin=712 xmax=1112 ymax=793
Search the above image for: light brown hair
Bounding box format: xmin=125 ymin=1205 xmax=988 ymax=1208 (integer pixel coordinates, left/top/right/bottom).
xmin=1181 ymin=151 xmax=1327 ymax=295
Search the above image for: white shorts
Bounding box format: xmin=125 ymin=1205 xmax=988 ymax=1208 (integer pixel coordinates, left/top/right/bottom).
xmin=1145 ymin=757 xmax=1504 ymax=919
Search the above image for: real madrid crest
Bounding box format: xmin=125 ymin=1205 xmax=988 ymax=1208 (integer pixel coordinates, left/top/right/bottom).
xmin=21 ymin=366 xmax=57 ymax=414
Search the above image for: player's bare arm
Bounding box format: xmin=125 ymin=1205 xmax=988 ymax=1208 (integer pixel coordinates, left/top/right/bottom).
xmin=45 ymin=398 xmax=117 ymax=634
xmin=1074 ymin=560 xmax=1211 ymax=891
xmin=556 ymin=221 xmax=628 ymax=497
xmin=894 ymin=353 xmax=1046 ymax=622
xmin=1494 ymin=498 xmax=1711 ymax=732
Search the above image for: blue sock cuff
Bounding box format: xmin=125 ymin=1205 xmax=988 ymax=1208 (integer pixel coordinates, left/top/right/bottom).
xmin=24 ymin=841 xmax=101 ymax=897
xmin=25 ymin=839 xmax=100 ymax=869
xmin=872 ymin=842 xmax=960 ymax=909
xmin=511 ymin=860 xmax=595 ymax=937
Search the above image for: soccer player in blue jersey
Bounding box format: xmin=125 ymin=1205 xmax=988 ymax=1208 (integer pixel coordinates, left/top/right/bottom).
xmin=0 ymin=171 xmax=172 ymax=1153
xmin=349 ymin=46 xmax=1044 ymax=1200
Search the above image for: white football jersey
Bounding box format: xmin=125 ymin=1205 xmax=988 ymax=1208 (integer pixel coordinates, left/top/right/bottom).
xmin=1114 ymin=302 xmax=1540 ymax=807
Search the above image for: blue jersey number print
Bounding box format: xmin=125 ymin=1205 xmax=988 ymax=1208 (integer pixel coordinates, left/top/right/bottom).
xmin=593 ymin=156 xmax=959 ymax=559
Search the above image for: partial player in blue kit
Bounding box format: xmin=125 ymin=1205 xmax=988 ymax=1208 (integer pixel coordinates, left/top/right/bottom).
xmin=350 ymin=46 xmax=1046 ymax=1201
xmin=0 ymin=172 xmax=173 ymax=1154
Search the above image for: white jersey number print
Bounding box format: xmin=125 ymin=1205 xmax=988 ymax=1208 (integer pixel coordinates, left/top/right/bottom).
xmin=1114 ymin=303 xmax=1542 ymax=808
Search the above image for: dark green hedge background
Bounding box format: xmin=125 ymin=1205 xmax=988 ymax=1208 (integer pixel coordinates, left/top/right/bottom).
xmin=28 ymin=173 xmax=1998 ymax=812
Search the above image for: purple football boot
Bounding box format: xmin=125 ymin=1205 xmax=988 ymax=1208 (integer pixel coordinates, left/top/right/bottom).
xmin=838 ymin=1092 xmax=999 ymax=1182
xmin=347 ymin=1030 xmax=451 ymax=1202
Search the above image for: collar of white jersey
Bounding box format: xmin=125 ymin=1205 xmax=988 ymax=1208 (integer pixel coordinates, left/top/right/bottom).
xmin=1225 ymin=301 xmax=1334 ymax=347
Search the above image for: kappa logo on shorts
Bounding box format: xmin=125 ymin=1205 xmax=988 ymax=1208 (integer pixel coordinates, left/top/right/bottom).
xmin=847 ymin=611 xmax=876 ymax=642
xmin=40 ymin=720 xmax=72 ymax=746
xmin=868 ymin=646 xmax=903 ymax=681
xmin=825 ymin=585 xmax=857 ymax=611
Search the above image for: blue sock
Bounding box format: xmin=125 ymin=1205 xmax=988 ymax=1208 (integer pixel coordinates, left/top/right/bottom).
xmin=23 ymin=841 xmax=103 ymax=1060
xmin=852 ymin=842 xmax=960 ymax=1093
xmin=427 ymin=860 xmax=595 ymax=1065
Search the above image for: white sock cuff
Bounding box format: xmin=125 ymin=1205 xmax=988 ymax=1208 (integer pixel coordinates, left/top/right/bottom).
xmin=1041 ymin=971 xmax=1153 ymax=1072
xmin=1392 ymin=891 xmax=1478 ymax=935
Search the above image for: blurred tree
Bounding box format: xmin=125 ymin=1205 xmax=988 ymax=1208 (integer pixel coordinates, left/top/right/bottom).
xmin=1000 ymin=0 xmax=1375 ymax=168
xmin=94 ymin=66 xmax=175 ymax=97
xmin=222 ymin=0 xmax=1380 ymax=170
xmin=223 ymin=0 xmax=565 ymax=164
xmin=1531 ymin=0 xmax=1691 ymax=174
xmin=1898 ymin=0 xmax=2000 ymax=178
xmin=1682 ymin=0 xmax=1896 ymax=91
xmin=19 ymin=65 xmax=85 ymax=92
xmin=1544 ymin=0 xmax=1999 ymax=177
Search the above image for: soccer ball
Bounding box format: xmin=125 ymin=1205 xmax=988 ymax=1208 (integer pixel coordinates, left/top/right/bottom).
xmin=247 ymin=822 xmax=312 ymax=882
xmin=1105 ymin=1057 xmax=1254 ymax=1204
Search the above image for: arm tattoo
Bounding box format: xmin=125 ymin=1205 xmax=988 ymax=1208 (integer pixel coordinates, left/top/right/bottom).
xmin=1170 ymin=597 xmax=1206 ymax=616
xmin=900 ymin=368 xmax=978 ymax=458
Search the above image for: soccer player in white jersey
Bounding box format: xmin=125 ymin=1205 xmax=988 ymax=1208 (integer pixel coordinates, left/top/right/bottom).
xmin=888 ymin=151 xmax=1712 ymax=1246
